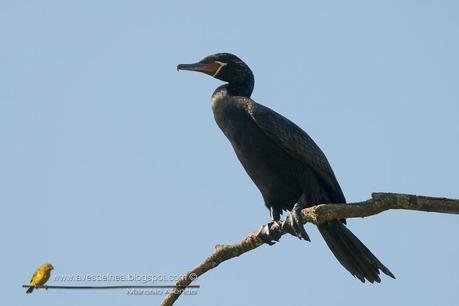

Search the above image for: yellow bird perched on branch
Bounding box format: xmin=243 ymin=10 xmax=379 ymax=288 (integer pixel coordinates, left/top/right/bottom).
xmin=26 ymin=263 xmax=54 ymax=294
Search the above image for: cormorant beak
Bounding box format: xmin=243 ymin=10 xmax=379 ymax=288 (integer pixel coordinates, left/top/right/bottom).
xmin=177 ymin=62 xmax=223 ymax=77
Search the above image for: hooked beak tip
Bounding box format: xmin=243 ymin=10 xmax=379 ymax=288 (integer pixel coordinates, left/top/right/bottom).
xmin=176 ymin=63 xmax=197 ymax=72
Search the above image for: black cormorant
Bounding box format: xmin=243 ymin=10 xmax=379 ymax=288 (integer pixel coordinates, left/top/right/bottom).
xmin=177 ymin=53 xmax=394 ymax=283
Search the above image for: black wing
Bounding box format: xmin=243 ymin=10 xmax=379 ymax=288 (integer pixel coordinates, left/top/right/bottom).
xmin=245 ymin=98 xmax=345 ymax=203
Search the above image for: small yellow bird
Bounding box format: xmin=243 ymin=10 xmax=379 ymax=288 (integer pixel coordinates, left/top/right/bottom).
xmin=26 ymin=263 xmax=54 ymax=294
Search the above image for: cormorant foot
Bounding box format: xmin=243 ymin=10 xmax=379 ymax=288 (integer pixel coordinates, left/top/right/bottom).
xmin=281 ymin=203 xmax=310 ymax=241
xmin=256 ymin=221 xmax=283 ymax=245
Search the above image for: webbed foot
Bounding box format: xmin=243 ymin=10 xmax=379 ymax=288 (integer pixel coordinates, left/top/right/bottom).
xmin=281 ymin=203 xmax=310 ymax=241
xmin=256 ymin=221 xmax=283 ymax=245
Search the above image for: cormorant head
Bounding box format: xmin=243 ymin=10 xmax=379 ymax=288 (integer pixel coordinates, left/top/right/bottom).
xmin=177 ymin=53 xmax=254 ymax=97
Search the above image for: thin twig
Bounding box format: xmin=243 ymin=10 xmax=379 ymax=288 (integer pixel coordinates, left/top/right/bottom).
xmin=160 ymin=192 xmax=459 ymax=306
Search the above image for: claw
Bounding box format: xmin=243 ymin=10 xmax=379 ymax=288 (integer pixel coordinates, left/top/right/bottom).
xmin=281 ymin=203 xmax=310 ymax=241
xmin=256 ymin=221 xmax=283 ymax=245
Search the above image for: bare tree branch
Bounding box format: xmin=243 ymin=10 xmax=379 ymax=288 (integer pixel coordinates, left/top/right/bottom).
xmin=160 ymin=192 xmax=459 ymax=306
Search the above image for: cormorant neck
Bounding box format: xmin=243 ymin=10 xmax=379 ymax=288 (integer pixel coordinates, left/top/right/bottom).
xmin=226 ymin=73 xmax=254 ymax=98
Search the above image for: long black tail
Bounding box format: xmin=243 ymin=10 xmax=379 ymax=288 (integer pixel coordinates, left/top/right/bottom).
xmin=318 ymin=220 xmax=395 ymax=283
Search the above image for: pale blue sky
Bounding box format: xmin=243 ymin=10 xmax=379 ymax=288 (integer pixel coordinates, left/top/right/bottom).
xmin=2 ymin=1 xmax=459 ymax=306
